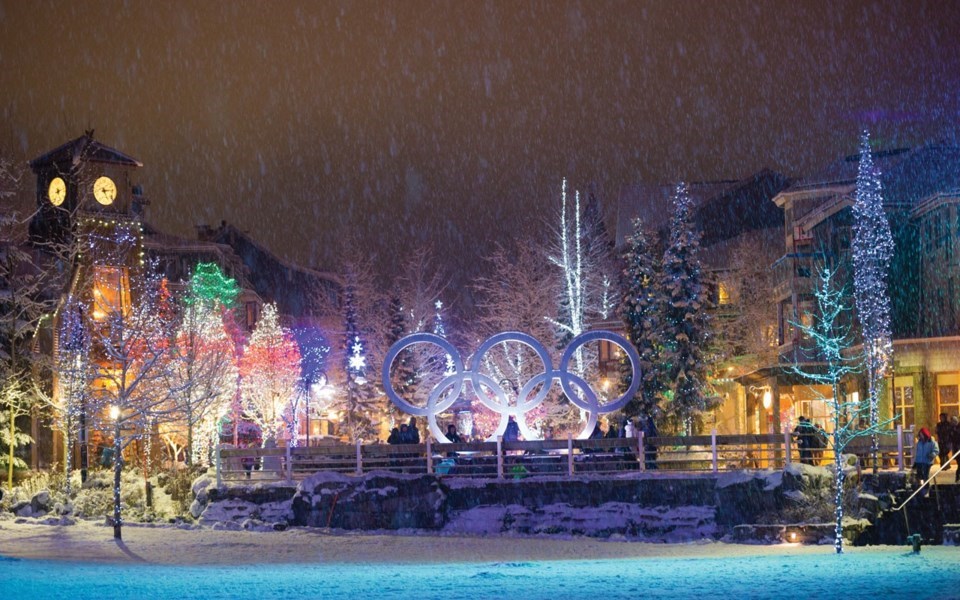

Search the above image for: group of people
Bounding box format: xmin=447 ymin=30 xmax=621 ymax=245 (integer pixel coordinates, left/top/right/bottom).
xmin=386 ymin=418 xmax=421 ymax=445
xmin=792 ymin=416 xmax=828 ymax=466
xmin=914 ymin=413 xmax=960 ymax=492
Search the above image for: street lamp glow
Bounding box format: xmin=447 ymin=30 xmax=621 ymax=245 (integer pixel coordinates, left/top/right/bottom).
xmin=109 ymin=405 xmax=120 ymax=420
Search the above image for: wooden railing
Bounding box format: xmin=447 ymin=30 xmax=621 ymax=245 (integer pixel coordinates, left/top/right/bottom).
xmin=215 ymin=427 xmax=914 ymax=485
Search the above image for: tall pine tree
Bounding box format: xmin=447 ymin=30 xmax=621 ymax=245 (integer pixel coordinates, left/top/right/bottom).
xmin=851 ymin=129 xmax=894 ymax=473
xmin=338 ymin=273 xmax=380 ymax=442
xmin=661 ymin=183 xmax=714 ymax=435
xmin=618 ymin=217 xmax=664 ymax=419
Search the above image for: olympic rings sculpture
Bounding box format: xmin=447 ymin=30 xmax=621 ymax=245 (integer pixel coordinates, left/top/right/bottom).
xmin=381 ymin=330 xmax=641 ymax=443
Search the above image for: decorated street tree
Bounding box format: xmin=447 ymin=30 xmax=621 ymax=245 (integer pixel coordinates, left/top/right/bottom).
xmin=164 ymin=263 xmax=239 ymax=465
xmin=660 ymin=183 xmax=715 ymax=435
xmin=52 ymin=300 xmax=89 ymax=494
xmin=851 ymin=129 xmax=894 ymax=474
xmin=239 ymin=303 xmax=301 ymax=446
xmin=471 ymin=240 xmax=566 ymax=438
xmin=546 ymin=179 xmax=616 ymax=374
xmin=81 ymin=227 xmax=180 ymax=540
xmin=789 ymin=262 xmax=895 ymax=554
xmin=618 ymin=217 xmax=665 ymax=420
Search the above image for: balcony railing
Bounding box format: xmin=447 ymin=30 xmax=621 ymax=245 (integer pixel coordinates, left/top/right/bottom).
xmin=215 ymin=427 xmax=914 ymax=484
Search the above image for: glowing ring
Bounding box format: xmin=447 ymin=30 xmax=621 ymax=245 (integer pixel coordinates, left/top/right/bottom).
xmin=382 ymin=330 xmax=641 ymax=443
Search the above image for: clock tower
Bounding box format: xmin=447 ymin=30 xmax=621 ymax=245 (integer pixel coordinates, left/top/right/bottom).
xmin=29 ymin=130 xmax=144 ymax=243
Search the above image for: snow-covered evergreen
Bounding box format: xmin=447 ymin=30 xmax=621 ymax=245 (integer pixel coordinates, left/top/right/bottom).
xmin=617 ymin=217 xmax=664 ymax=419
xmin=660 ymin=183 xmax=714 ymax=434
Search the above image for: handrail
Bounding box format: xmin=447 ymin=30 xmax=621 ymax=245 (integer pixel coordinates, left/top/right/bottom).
xmin=891 ymin=447 xmax=960 ymax=512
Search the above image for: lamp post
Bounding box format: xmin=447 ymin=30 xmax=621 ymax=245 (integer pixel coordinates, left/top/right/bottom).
xmin=109 ymin=404 xmax=123 ymax=540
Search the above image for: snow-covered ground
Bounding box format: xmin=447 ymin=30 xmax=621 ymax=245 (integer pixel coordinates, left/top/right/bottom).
xmin=0 ymin=520 xmax=956 ymax=599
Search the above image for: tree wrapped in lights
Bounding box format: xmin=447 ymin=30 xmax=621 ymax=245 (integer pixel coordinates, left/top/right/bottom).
xmin=546 ymin=179 xmax=615 ymax=375
xmin=53 ymin=300 xmax=89 ymax=495
xmin=851 ymin=129 xmax=894 ymax=474
xmin=618 ymin=217 xmax=665 ymax=419
xmin=660 ymin=183 xmax=714 ymax=435
xmin=789 ymin=262 xmax=895 ymax=554
xmin=163 ymin=263 xmax=239 ymax=465
xmin=239 ymin=303 xmax=300 ymax=446
xmin=82 ymin=236 xmax=179 ymax=540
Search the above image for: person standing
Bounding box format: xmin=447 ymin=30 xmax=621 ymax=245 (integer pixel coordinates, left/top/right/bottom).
xmin=503 ymin=415 xmax=521 ymax=442
xmin=935 ymin=413 xmax=952 ymax=470
xmin=624 ymin=419 xmax=636 ymax=439
xmin=792 ymin=417 xmax=815 ymax=466
xmin=914 ymin=427 xmax=939 ymax=497
xmin=950 ymin=416 xmax=960 ymax=483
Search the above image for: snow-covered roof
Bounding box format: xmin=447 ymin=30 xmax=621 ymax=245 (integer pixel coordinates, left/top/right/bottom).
xmin=29 ymin=133 xmax=143 ymax=171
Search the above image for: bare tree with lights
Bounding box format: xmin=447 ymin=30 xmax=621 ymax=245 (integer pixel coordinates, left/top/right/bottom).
xmin=472 ymin=239 xmax=568 ymax=437
xmin=238 ymin=303 xmax=301 ymax=446
xmin=789 ymin=262 xmax=895 ymax=554
xmin=546 ymin=179 xmax=616 ymax=375
xmin=851 ymin=129 xmax=894 ymax=474
xmin=80 ymin=236 xmax=180 ymax=540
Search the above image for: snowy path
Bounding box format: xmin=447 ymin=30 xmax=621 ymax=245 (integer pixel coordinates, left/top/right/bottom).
xmin=0 ymin=521 xmax=957 ymax=599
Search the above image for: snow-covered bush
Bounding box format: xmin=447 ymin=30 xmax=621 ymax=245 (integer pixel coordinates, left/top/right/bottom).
xmin=73 ymin=469 xmax=145 ymax=519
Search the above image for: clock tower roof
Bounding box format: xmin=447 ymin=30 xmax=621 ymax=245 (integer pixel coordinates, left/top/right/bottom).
xmin=29 ymin=132 xmax=142 ymax=172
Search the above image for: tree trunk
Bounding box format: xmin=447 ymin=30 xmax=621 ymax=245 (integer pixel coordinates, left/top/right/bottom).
xmin=833 ymin=434 xmax=845 ymax=555
xmin=186 ymin=413 xmax=194 ymax=467
xmin=113 ymin=421 xmax=123 ymax=540
xmin=7 ymin=410 xmax=15 ymax=488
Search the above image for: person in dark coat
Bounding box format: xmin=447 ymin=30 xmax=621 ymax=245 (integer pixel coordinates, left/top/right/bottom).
xmin=387 ymin=427 xmax=401 ymax=445
xmin=445 ymin=423 xmax=462 ymax=444
xmin=949 ymin=416 xmax=960 ymax=482
xmin=936 ymin=413 xmax=952 ymax=470
xmin=793 ymin=416 xmax=815 ymax=465
xmin=408 ymin=417 xmax=421 ymax=444
xmin=503 ymin=416 xmax=521 ymax=442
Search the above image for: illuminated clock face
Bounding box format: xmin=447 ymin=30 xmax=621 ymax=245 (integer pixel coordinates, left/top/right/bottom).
xmin=48 ymin=177 xmax=66 ymax=206
xmin=93 ymin=176 xmax=117 ymax=205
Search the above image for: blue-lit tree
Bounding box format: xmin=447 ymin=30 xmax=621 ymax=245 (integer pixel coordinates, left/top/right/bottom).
xmin=617 ymin=216 xmax=665 ymax=419
xmin=660 ymin=183 xmax=714 ymax=434
xmin=851 ymin=129 xmax=894 ymax=474
xmin=790 ymin=263 xmax=894 ymax=554
xmin=337 ymin=266 xmax=380 ymax=442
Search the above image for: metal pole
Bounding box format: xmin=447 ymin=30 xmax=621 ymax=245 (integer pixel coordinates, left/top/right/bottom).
xmin=897 ymin=424 xmax=904 ymax=472
xmin=567 ymin=433 xmax=574 ymax=476
xmin=355 ymin=439 xmax=363 ymax=476
xmin=215 ymin=444 xmax=222 ymax=488
xmin=784 ymin=431 xmax=792 ymax=467
xmin=497 ymin=436 xmax=504 ymax=480
xmin=426 ymin=438 xmax=433 ymax=475
xmin=711 ymin=429 xmax=718 ymax=473
xmin=639 ymin=431 xmax=646 ymax=473
xmin=285 ymin=444 xmax=292 ymax=482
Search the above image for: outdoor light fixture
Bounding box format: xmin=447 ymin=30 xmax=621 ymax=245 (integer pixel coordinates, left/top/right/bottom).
xmin=762 ymin=391 xmax=772 ymax=410
xmin=788 ymin=531 xmax=798 ymax=542
xmin=109 ymin=405 xmax=120 ymax=420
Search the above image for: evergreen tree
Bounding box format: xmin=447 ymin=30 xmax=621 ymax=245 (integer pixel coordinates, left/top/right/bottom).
xmin=660 ymin=183 xmax=714 ymax=434
xmin=338 ymin=274 xmax=380 ymax=442
xmin=851 ymin=129 xmax=894 ymax=473
xmin=386 ymin=293 xmax=418 ymax=408
xmin=617 ymin=217 xmax=664 ymax=419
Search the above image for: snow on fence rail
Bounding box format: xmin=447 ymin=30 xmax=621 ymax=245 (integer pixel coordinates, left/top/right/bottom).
xmin=215 ymin=427 xmax=914 ymax=485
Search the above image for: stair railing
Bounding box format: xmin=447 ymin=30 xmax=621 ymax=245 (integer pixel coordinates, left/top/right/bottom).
xmin=891 ymin=447 xmax=960 ymax=512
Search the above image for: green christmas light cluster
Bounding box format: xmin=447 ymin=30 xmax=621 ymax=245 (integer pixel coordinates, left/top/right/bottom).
xmin=185 ymin=262 xmax=240 ymax=308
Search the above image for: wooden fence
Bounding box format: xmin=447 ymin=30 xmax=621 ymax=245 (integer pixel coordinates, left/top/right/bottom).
xmin=216 ymin=427 xmax=915 ymax=485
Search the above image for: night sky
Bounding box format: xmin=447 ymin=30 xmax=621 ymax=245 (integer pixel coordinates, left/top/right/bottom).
xmin=2 ymin=1 xmax=958 ymax=294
